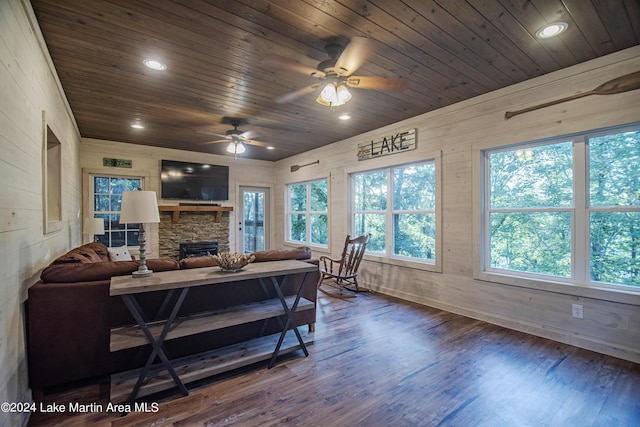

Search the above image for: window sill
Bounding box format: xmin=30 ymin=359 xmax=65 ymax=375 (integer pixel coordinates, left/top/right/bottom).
xmin=476 ymin=270 xmax=640 ymax=306
xmin=286 ymin=241 xmax=441 ymax=273
xmin=363 ymin=253 xmax=441 ymax=273
xmin=283 ymin=241 xmax=328 ymax=251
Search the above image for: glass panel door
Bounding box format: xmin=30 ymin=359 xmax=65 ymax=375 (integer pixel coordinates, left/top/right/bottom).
xmin=239 ymin=186 xmax=270 ymax=253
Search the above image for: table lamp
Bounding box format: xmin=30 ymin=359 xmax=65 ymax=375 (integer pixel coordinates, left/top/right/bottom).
xmin=83 ymin=216 xmax=104 ymax=242
xmin=119 ymin=190 xmax=160 ymax=278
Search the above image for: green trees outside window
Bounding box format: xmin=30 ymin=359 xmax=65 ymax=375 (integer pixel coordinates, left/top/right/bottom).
xmin=352 ymin=161 xmax=436 ymax=261
xmin=243 ymin=191 xmax=265 ymax=253
xmin=486 ymin=126 xmax=640 ymax=288
xmin=287 ymin=179 xmax=328 ymax=246
xmin=489 ymin=141 xmax=573 ymax=277
xmin=589 ymin=130 xmax=640 ymax=286
xmin=92 ymin=176 xmax=142 ymax=247
xmin=353 ymin=170 xmax=386 ymax=252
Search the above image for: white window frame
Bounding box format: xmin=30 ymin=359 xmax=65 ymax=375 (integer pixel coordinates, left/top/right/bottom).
xmin=348 ymin=154 xmax=442 ymax=273
xmin=86 ymin=171 xmax=147 ymax=248
xmin=477 ymin=123 xmax=640 ymax=299
xmin=285 ymin=178 xmax=329 ymax=249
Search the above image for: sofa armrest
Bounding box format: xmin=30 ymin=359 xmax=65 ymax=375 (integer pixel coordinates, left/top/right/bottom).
xmin=40 ymin=259 xmax=179 ymax=283
xmin=27 ymin=280 xmax=113 ymax=389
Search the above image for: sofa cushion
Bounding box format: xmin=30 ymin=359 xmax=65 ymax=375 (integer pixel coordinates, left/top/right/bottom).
xmin=252 ymin=246 xmax=311 ymax=262
xmin=83 ymin=242 xmax=110 ymax=261
xmin=40 ymin=259 xmax=180 ymax=283
xmin=51 ymin=242 xmax=110 ymax=264
xmin=107 ymin=246 xmax=133 ymax=261
xmin=52 ymin=247 xmax=100 ymax=264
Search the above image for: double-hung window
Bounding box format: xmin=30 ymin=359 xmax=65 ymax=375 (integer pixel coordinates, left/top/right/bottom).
xmin=589 ymin=129 xmax=640 ymax=287
xmin=483 ymin=124 xmax=640 ymax=289
xmin=287 ymin=179 xmax=328 ymax=247
xmin=351 ymin=160 xmax=438 ymax=265
xmin=91 ymin=174 xmax=144 ymax=247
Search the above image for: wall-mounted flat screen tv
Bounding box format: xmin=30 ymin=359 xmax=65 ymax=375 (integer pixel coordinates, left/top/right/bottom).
xmin=161 ymin=160 xmax=229 ymax=201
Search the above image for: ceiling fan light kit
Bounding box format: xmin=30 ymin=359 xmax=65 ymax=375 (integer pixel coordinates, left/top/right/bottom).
xmin=226 ymin=141 xmax=246 ymax=154
xmin=203 ymin=118 xmax=271 ymax=156
xmin=268 ymin=36 xmax=407 ymax=108
xmin=316 ymin=82 xmax=352 ymax=107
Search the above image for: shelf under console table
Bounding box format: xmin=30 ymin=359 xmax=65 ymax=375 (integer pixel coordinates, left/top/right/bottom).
xmin=111 ymin=331 xmax=313 ymax=403
xmin=109 ymin=260 xmax=317 ymax=403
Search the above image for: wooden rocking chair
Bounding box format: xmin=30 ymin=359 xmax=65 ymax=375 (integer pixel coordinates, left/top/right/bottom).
xmin=318 ymin=233 xmax=371 ymax=298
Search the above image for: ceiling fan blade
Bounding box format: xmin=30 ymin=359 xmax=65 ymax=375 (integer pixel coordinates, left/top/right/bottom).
xmin=346 ymin=76 xmax=408 ymax=91
xmin=201 ymin=139 xmax=228 ymax=144
xmin=334 ymin=36 xmax=374 ymax=76
xmin=274 ymin=83 xmax=321 ymax=104
xmin=262 ymin=55 xmax=325 ymax=78
xmin=246 ymin=139 xmax=272 ymax=148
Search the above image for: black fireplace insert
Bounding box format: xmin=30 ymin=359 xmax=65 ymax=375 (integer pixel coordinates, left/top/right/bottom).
xmin=179 ymin=241 xmax=218 ymax=260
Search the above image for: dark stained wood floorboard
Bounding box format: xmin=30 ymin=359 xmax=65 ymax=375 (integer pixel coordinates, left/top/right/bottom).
xmin=28 ymin=292 xmax=640 ymax=426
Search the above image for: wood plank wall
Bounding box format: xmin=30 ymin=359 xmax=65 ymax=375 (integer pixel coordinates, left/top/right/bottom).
xmin=79 ymin=138 xmax=275 ymax=255
xmin=274 ymin=46 xmax=640 ymax=364
xmin=0 ymin=1 xmax=82 ymax=425
xmin=3 ymin=1 xmax=638 ymax=425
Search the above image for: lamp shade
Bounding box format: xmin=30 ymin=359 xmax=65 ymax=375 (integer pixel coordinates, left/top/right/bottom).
xmin=119 ymin=191 xmax=160 ymax=224
xmin=83 ymin=217 xmax=104 ymax=235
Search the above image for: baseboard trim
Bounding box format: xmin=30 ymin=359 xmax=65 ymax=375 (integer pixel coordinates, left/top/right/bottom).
xmin=368 ymin=282 xmax=640 ymax=364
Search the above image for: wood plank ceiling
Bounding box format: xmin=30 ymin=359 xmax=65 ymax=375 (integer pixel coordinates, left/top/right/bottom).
xmin=31 ymin=0 xmax=640 ymax=161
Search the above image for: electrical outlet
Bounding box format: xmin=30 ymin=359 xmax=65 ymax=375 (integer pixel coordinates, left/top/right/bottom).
xmin=572 ymin=304 xmax=584 ymax=319
xmin=376 ymin=265 xmax=382 ymax=276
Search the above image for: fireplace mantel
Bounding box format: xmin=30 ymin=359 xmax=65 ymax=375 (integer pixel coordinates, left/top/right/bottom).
xmin=159 ymin=205 xmax=234 ymax=223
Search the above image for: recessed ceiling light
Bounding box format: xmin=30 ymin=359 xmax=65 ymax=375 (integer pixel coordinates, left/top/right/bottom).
xmin=266 ymin=146 xmax=275 ymax=150
xmin=143 ymin=59 xmax=167 ymax=71
xmin=131 ymin=122 xmax=145 ymax=129
xmin=338 ymin=112 xmax=352 ymax=120
xmin=536 ymin=22 xmax=568 ymax=39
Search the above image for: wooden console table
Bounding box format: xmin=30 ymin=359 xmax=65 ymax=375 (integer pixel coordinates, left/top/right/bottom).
xmin=109 ymin=260 xmax=316 ymax=403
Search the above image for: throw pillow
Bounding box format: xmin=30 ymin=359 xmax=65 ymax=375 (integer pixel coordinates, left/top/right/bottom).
xmin=107 ymin=246 xmax=133 ymax=261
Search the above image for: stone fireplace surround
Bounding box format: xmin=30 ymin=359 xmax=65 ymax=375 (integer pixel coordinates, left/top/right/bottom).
xmin=159 ymin=211 xmax=230 ymax=259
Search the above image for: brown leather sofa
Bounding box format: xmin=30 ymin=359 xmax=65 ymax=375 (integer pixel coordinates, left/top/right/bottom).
xmin=27 ymin=242 xmax=318 ymax=399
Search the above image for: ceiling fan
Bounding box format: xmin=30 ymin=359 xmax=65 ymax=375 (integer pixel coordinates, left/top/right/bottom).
xmin=205 ymin=118 xmax=271 ymax=155
xmin=265 ymin=36 xmax=408 ymax=106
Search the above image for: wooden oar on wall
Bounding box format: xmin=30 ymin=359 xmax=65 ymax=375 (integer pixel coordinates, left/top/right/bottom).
xmin=505 ymin=71 xmax=640 ymax=119
xmin=290 ymin=160 xmax=319 ymax=172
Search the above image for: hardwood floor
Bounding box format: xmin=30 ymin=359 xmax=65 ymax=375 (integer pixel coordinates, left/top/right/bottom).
xmin=28 ymin=292 xmax=640 ymax=426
